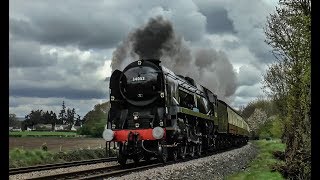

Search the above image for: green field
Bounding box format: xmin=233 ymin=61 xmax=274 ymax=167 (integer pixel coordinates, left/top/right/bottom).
xmin=9 ymin=131 xmax=77 ymax=137
xmin=226 ymin=139 xmax=286 ymax=180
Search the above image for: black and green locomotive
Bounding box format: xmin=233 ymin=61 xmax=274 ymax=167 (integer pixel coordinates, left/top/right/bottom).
xmin=103 ymin=59 xmax=250 ymax=165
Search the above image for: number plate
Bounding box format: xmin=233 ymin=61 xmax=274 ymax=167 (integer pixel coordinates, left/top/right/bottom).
xmin=132 ymin=77 xmax=145 ymax=82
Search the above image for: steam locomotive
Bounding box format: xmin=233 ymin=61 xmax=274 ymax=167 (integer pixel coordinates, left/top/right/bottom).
xmin=103 ymin=59 xmax=250 ymax=165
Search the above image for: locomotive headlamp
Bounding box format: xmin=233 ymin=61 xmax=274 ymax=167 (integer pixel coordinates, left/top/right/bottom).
xmin=110 ymin=96 xmax=115 ymax=101
xmin=133 ymin=112 xmax=139 ymax=120
xmin=152 ymin=127 xmax=164 ymax=139
xmin=102 ymin=129 xmax=114 ymax=141
xmin=160 ymin=92 xmax=164 ymax=98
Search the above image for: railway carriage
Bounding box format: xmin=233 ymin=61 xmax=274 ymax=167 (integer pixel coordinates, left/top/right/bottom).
xmin=103 ymin=59 xmax=249 ymax=165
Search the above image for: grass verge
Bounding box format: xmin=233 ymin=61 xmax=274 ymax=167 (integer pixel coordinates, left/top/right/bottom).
xmin=226 ymin=139 xmax=285 ymax=180
xmin=9 ymin=148 xmax=116 ymax=168
xmin=9 ymin=131 xmax=77 ymax=137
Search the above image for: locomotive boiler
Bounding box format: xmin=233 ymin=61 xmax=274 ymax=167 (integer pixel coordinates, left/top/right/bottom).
xmin=103 ymin=59 xmax=250 ymax=165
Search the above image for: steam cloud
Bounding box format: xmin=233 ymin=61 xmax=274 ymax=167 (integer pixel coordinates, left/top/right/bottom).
xmin=111 ymin=16 xmax=237 ymax=99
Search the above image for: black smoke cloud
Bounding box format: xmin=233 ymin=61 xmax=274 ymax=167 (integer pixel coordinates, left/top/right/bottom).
xmin=132 ymin=17 xmax=173 ymax=59
xmin=111 ymin=16 xmax=176 ymax=70
xmin=111 ymin=16 xmax=237 ymax=99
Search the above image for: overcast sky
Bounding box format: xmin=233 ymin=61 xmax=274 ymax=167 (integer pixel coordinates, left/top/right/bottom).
xmin=9 ymin=0 xmax=279 ymax=118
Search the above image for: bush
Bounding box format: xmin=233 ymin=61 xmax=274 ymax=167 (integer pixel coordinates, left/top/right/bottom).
xmin=77 ymin=123 xmax=105 ymax=138
xmin=9 ymin=148 xmax=55 ymax=168
xmin=52 ymin=148 xmax=110 ymax=162
xmin=258 ymin=115 xmax=283 ymax=139
xmin=272 ymin=150 xmax=285 ymax=161
xmin=91 ymin=126 xmax=105 ymax=138
xmin=41 ymin=143 xmax=48 ymax=151
xmin=77 ymin=126 xmax=91 ymax=135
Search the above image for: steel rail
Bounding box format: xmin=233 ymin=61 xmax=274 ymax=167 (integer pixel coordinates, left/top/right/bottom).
xmin=27 ymin=164 xmax=123 ymax=180
xmin=26 ymin=160 xmax=160 ymax=180
xmin=78 ymin=162 xmax=164 ymax=180
xmin=9 ymin=157 xmax=117 ymax=175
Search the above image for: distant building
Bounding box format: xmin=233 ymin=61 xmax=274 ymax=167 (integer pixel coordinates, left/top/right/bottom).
xmin=9 ymin=126 xmax=22 ymax=132
xmin=26 ymin=127 xmax=34 ymax=131
xmin=71 ymin=125 xmax=81 ymax=131
xmin=12 ymin=127 xmax=22 ymax=132
xmin=35 ymin=124 xmax=53 ymax=130
xmin=54 ymin=124 xmax=69 ymax=131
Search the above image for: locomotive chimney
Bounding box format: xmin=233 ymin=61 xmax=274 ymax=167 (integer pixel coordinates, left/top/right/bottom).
xmin=142 ymin=59 xmax=161 ymax=66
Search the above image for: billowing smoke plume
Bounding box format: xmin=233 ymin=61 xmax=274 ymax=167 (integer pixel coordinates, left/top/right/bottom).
xmin=111 ymin=16 xmax=192 ymax=74
xmin=193 ymin=49 xmax=237 ymax=97
xmin=111 ymin=16 xmax=237 ymax=99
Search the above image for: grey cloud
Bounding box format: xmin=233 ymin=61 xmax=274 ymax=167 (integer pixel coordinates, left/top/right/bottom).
xmin=10 ymin=67 xmax=64 ymax=82
xmin=232 ymin=95 xmax=257 ymax=108
xmin=9 ymin=0 xmax=133 ymax=50
xmin=9 ymin=44 xmax=109 ymax=100
xmin=10 ymin=86 xmax=106 ymax=100
xmin=224 ymin=0 xmax=276 ymax=64
xmin=194 ymin=0 xmax=276 ymax=64
xmin=59 ymin=55 xmax=102 ymax=77
xmin=9 ymin=98 xmax=20 ymax=108
xmin=9 ymin=40 xmax=57 ymax=68
xmin=234 ymin=84 xmax=263 ymax=98
xmin=198 ymin=6 xmax=235 ymax=34
xmin=10 ymin=16 xmax=127 ymax=50
xmin=237 ymin=65 xmax=261 ymax=86
xmin=253 ymin=47 xmax=275 ymax=63
xmin=222 ymin=40 xmax=241 ymax=49
xmin=169 ymin=10 xmax=206 ymax=42
xmin=9 ymin=0 xmax=207 ymax=50
xmin=82 ymin=62 xmax=100 ymax=72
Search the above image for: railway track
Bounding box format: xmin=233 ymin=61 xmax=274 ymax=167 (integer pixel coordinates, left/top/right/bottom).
xmin=10 ymin=145 xmax=246 ymax=180
xmin=26 ymin=159 xmax=162 ymax=180
xmin=9 ymin=157 xmax=117 ymax=175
